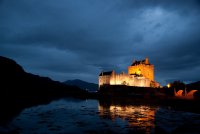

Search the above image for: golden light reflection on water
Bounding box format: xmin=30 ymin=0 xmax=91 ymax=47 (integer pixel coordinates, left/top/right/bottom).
xmin=98 ymin=103 xmax=158 ymax=133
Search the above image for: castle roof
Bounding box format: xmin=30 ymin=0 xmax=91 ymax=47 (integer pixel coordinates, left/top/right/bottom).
xmin=131 ymin=58 xmax=151 ymax=66
xmin=99 ymin=71 xmax=113 ymax=76
xmin=131 ymin=60 xmax=145 ymax=66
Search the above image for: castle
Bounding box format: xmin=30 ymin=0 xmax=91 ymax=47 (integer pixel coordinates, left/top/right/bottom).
xmin=99 ymin=58 xmax=160 ymax=88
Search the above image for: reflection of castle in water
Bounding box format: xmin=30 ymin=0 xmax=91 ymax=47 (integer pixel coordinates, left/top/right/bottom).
xmin=98 ymin=102 xmax=158 ymax=134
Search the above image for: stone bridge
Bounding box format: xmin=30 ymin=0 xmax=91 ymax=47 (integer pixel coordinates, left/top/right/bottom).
xmin=174 ymin=89 xmax=198 ymax=99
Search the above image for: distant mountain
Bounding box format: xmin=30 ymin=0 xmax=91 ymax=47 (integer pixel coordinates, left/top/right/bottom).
xmin=187 ymin=81 xmax=200 ymax=90
xmin=63 ymin=79 xmax=98 ymax=92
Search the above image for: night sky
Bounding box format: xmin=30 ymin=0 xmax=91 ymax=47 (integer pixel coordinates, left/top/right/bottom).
xmin=1 ymin=0 xmax=200 ymax=86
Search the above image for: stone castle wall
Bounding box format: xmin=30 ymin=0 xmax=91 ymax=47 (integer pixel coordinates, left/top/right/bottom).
xmin=99 ymin=75 xmax=111 ymax=86
xmin=99 ymin=72 xmax=151 ymax=87
xmin=128 ymin=64 xmax=154 ymax=81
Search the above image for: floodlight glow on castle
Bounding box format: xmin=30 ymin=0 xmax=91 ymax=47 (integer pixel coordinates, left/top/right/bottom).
xmin=99 ymin=58 xmax=160 ymax=88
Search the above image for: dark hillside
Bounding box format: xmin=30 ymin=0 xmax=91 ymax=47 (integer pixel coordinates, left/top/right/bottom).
xmin=0 ymin=56 xmax=87 ymax=125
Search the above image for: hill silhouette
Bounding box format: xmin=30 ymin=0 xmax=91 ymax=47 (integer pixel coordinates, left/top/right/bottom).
xmin=187 ymin=81 xmax=200 ymax=90
xmin=0 ymin=56 xmax=87 ymax=99
xmin=0 ymin=56 xmax=87 ymax=125
xmin=64 ymin=79 xmax=98 ymax=92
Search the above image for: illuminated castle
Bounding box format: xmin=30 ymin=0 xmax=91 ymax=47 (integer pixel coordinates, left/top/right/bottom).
xmin=99 ymin=58 xmax=159 ymax=87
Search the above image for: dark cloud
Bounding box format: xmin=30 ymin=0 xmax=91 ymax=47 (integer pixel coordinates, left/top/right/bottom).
xmin=0 ymin=0 xmax=200 ymax=85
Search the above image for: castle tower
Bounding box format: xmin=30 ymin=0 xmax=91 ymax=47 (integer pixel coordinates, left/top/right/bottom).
xmin=128 ymin=57 xmax=154 ymax=81
xmin=145 ymin=57 xmax=149 ymax=64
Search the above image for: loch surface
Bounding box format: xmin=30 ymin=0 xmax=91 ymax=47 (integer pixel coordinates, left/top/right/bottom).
xmin=2 ymin=98 xmax=200 ymax=134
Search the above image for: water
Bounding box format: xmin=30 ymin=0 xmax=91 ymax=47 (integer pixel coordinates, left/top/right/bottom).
xmin=4 ymin=99 xmax=200 ymax=134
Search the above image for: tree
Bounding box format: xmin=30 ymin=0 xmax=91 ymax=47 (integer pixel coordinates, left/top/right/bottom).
xmin=170 ymin=81 xmax=185 ymax=90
